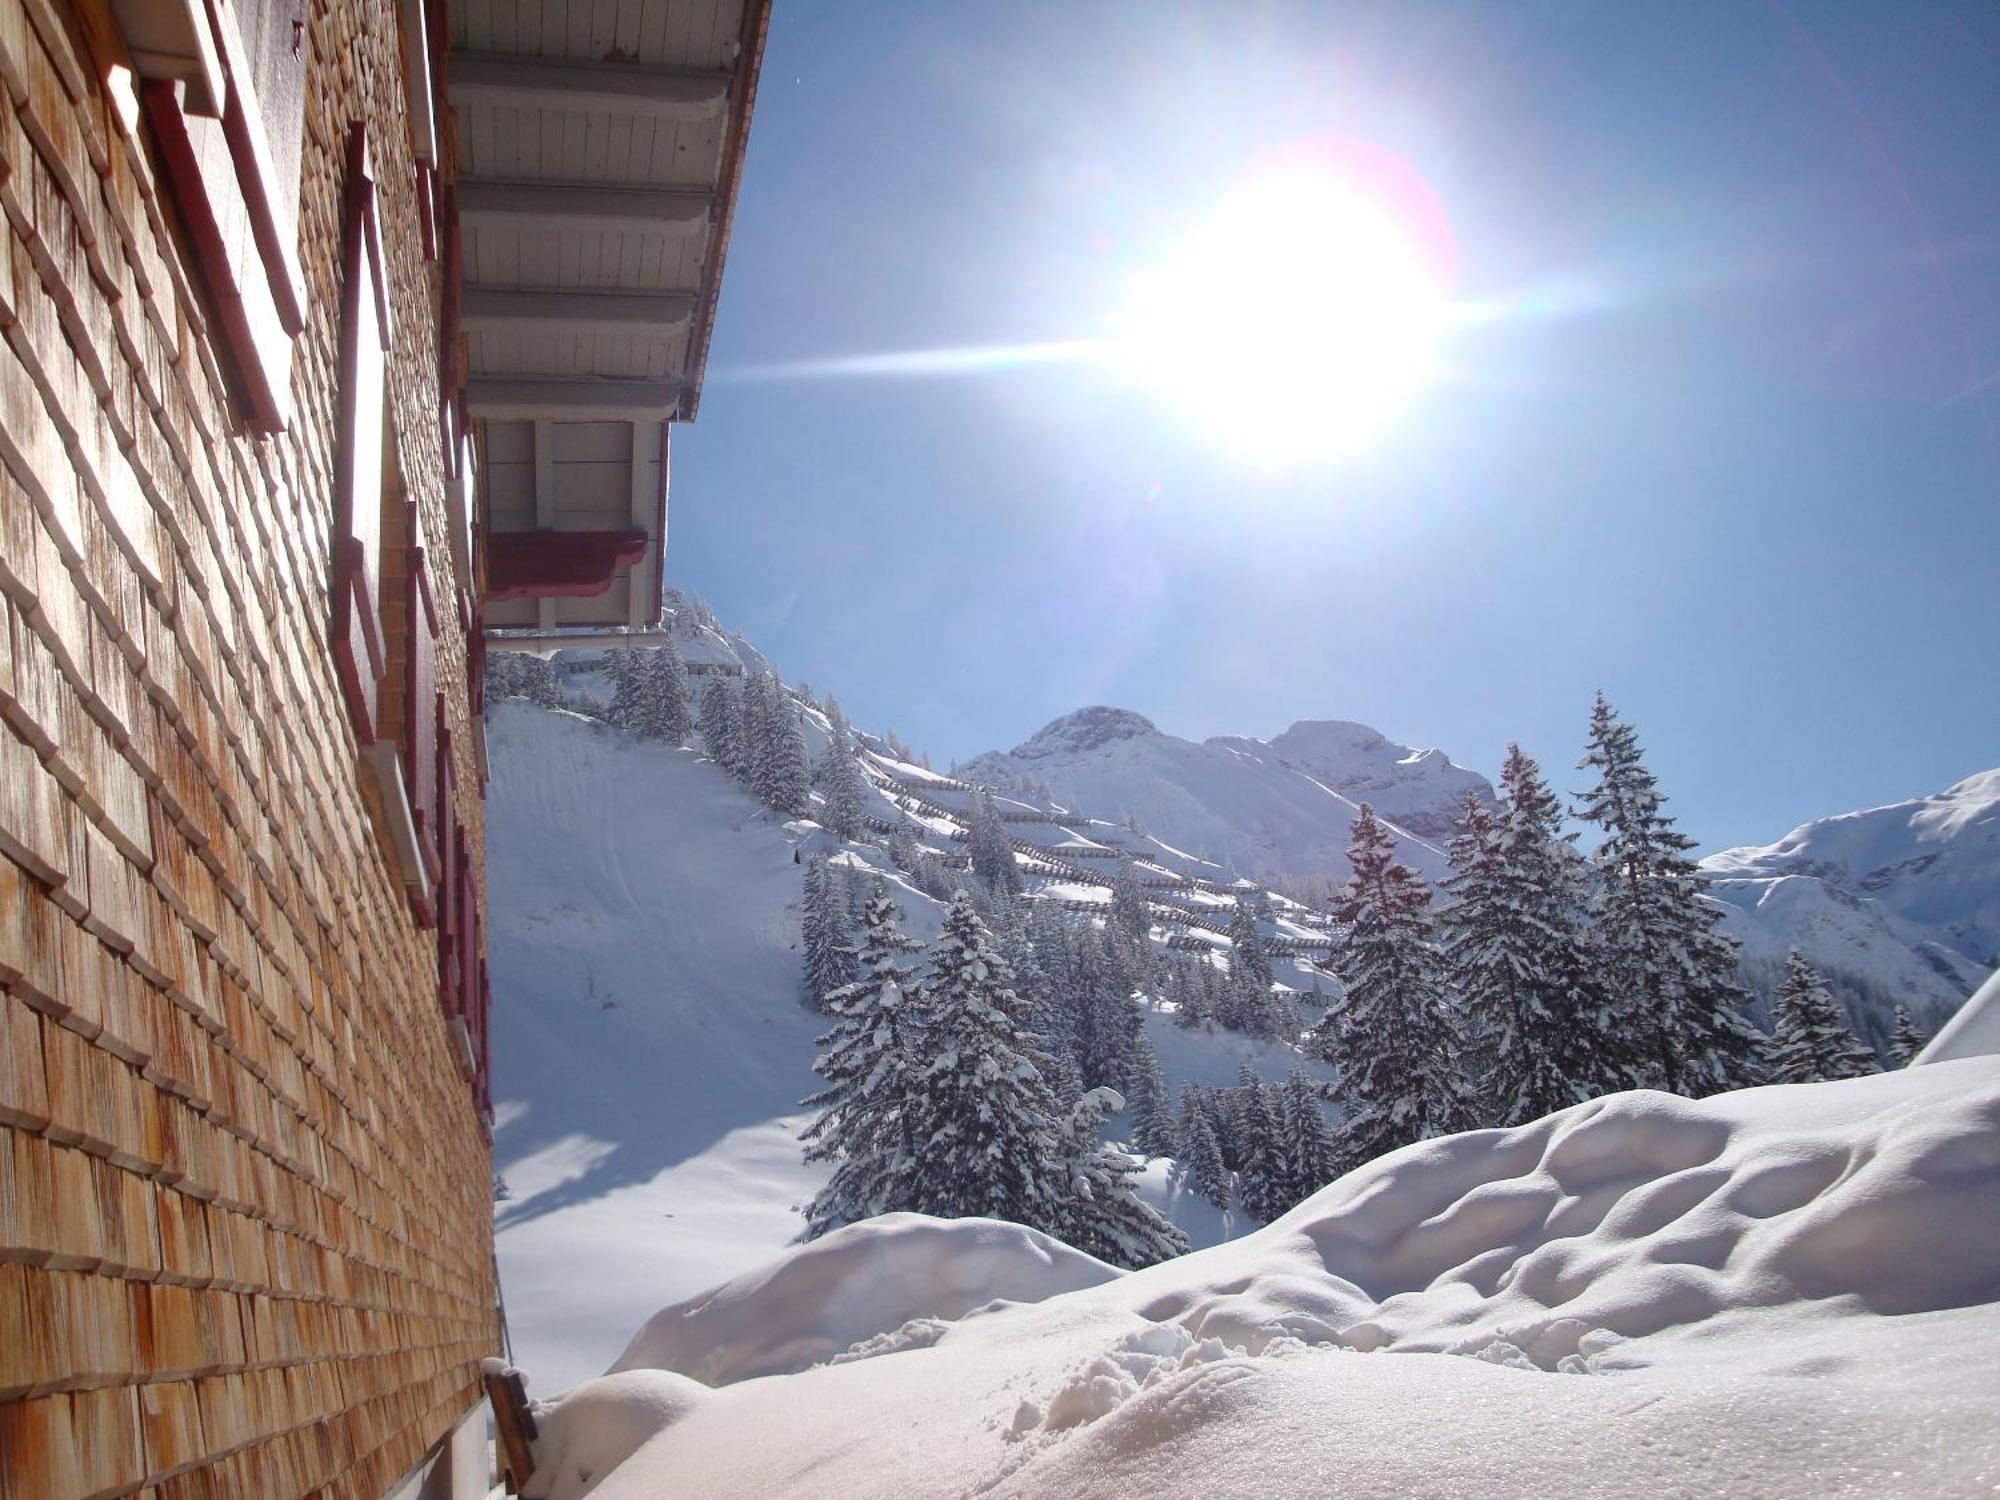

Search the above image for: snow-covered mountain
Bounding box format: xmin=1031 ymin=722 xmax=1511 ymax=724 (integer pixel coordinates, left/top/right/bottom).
xmin=962 ymin=708 xmax=1493 ymax=885
xmin=1702 ymin=770 xmax=2000 ymax=1044
xmin=487 ymin=638 xmax=1334 ymax=1390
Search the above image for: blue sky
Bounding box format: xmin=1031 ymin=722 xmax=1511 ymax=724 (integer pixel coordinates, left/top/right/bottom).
xmin=668 ymin=1 xmax=2000 ymax=853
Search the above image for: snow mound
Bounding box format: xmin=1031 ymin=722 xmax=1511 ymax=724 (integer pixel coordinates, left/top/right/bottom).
xmin=521 ymin=1369 xmax=709 ymax=1500
xmin=1918 ymin=967 xmax=2000 ymax=1065
xmin=549 ymin=1062 xmax=2000 ymax=1498
xmin=608 ymin=1213 xmax=1121 ymax=1387
xmin=1126 ymin=1058 xmax=2000 ymax=1366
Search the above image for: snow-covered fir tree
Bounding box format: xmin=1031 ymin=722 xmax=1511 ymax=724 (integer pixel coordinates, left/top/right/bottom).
xmin=801 ymin=883 xmax=927 ymax=1235
xmin=1177 ymin=1084 xmax=1232 ymax=1211
xmin=800 ymin=857 xmax=856 ymax=1013
xmin=1110 ymin=857 xmax=1150 ymax=946
xmin=1124 ymin=1027 xmax=1176 ymax=1157
xmin=905 ymin=891 xmax=1066 ymax=1223
xmin=1073 ymin=925 xmax=1139 ymax=1090
xmin=1888 ymin=1004 xmax=1927 ymax=1067
xmin=1764 ymin=950 xmax=1879 ymax=1084
xmin=816 ymin=699 xmax=868 ymax=840
xmin=698 ymin=675 xmax=737 ymax=773
xmin=1049 ymin=1087 xmax=1191 ymax=1269
xmin=967 ymin=790 xmax=1022 ymax=898
xmin=606 ymin=647 xmax=644 ymax=730
xmin=643 ymin=635 xmax=693 ymax=745
xmin=1225 ymin=892 xmax=1275 ymax=1031
xmin=1175 ymin=956 xmax=1216 ymax=1029
xmin=1310 ymin=803 xmax=1475 ymax=1172
xmin=738 ymin=670 xmax=777 ymax=796
xmin=725 ymin=674 xmax=755 ymax=781
xmin=764 ymin=692 xmax=812 ymax=817
xmin=510 ymin=651 xmax=561 ymax=709
xmin=1576 ymin=694 xmax=1761 ymax=1097
xmin=1280 ymin=1068 xmax=1338 ymax=1210
xmin=1233 ymin=1075 xmax=1290 ymax=1223
xmin=1441 ymin=749 xmax=1624 ymax=1126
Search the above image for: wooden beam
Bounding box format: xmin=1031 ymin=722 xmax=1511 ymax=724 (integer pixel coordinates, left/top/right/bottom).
xmin=457 ymin=180 xmax=711 ymax=237
xmin=469 ymin=380 xmax=684 ymax=421
xmin=461 ymin=288 xmax=695 ymax=334
xmin=451 ymin=52 xmax=731 ymax=119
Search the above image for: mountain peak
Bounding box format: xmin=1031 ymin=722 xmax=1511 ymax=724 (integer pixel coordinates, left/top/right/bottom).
xmin=1012 ymin=706 xmax=1159 ymax=759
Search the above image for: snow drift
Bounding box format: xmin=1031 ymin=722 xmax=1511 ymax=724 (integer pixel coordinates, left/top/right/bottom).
xmin=524 ymin=1059 xmax=2000 ymax=1498
xmin=606 ymin=1215 xmax=1119 ymax=1387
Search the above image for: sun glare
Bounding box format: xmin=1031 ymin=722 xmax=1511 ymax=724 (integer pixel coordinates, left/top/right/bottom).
xmin=1112 ymin=143 xmax=1456 ymax=465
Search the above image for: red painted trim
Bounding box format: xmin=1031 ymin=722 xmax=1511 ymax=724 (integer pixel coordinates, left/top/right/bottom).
xmin=416 ymin=162 xmax=437 ymax=262
xmin=331 ymin=537 xmax=381 ymax=741
xmin=647 ymin=423 xmax=670 ymax=627
xmin=484 ymin=530 xmax=650 ymax=600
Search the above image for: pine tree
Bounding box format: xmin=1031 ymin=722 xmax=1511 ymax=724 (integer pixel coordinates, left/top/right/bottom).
xmin=764 ymin=695 xmax=812 ymax=817
xmin=1280 ymin=1069 xmax=1338 ymax=1210
xmin=968 ymin=790 xmax=1021 ymax=897
xmin=1177 ymin=1085 xmax=1232 ymax=1211
xmin=817 ymin=708 xmax=868 ymax=840
xmin=802 ymin=883 xmax=927 ymax=1235
xmin=607 ymin=647 xmax=644 ymax=730
xmin=801 ymin=858 xmax=856 ymax=1012
xmin=738 ymin=670 xmax=776 ymax=797
xmin=1125 ymin=1028 xmax=1177 ymax=1157
xmin=1074 ymin=926 xmax=1139 ymax=1090
xmin=1050 ymin=1087 xmax=1190 ymax=1269
xmin=905 ymin=891 xmax=1067 ymax=1223
xmin=519 ymin=652 xmax=561 ymax=709
xmin=1110 ymin=858 xmax=1150 ymax=946
xmin=699 ymin=676 xmax=737 ymax=772
xmin=1764 ymin=951 xmax=1879 ymax=1084
xmin=1576 ymin=694 xmax=1761 ymax=1097
xmin=1441 ymin=750 xmax=1624 ymax=1126
xmin=1216 ymin=900 xmax=1280 ymax=1040
xmin=1309 ymin=804 xmax=1474 ymax=1172
xmin=726 ymin=675 xmax=754 ymax=781
xmin=648 ymin=635 xmax=693 ymax=745
xmin=1234 ymin=1077 xmax=1290 ymax=1223
xmin=1889 ymin=1004 xmax=1927 ymax=1067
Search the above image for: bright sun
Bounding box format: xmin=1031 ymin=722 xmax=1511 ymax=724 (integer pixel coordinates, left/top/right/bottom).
xmin=1112 ymin=144 xmax=1455 ymax=465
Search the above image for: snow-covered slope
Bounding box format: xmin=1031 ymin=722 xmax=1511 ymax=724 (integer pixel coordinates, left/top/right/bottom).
xmin=522 ymin=1059 xmax=2000 ymax=1499
xmin=1702 ymin=770 xmax=2000 ymax=1042
xmin=486 ymin=692 xmax=1331 ymax=1390
xmin=963 ymin=708 xmax=1491 ymax=883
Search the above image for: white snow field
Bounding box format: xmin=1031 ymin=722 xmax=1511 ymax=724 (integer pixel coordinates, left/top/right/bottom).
xmin=518 ymin=1058 xmax=2000 ymax=1499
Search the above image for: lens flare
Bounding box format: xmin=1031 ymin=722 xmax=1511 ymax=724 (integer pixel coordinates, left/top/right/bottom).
xmin=1110 ymin=139 xmax=1457 ymax=465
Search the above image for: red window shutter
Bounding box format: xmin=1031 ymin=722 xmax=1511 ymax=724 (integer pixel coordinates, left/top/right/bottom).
xmin=405 ymin=521 xmax=441 ymax=924
xmin=478 ymin=955 xmax=493 ymax=1112
xmin=456 ymin=828 xmax=477 ymax=1025
xmin=436 ymin=731 xmax=459 ymax=1014
xmin=331 ymin=122 xmax=393 ymax=741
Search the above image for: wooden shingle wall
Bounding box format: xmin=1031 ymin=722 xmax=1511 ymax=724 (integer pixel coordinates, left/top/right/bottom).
xmin=0 ymin=3 xmax=498 ymax=1496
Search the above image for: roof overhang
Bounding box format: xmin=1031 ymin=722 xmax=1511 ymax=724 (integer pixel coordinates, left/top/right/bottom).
xmin=449 ymin=0 xmax=770 ymax=629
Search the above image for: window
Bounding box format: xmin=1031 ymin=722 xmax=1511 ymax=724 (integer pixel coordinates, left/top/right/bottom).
xmin=332 ymin=121 xmax=392 ymax=744
xmin=124 ymin=0 xmax=309 ymax=431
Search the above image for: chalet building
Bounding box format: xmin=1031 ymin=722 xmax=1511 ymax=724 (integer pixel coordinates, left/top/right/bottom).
xmin=0 ymin=2 xmax=767 ymax=1496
